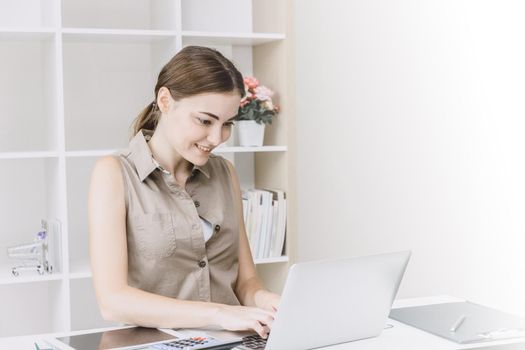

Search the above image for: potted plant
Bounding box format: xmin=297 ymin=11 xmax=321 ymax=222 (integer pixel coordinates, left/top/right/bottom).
xmin=235 ymin=76 xmax=280 ymax=147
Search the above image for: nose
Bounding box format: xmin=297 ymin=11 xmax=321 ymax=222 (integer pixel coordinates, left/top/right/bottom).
xmin=207 ymin=125 xmax=223 ymax=146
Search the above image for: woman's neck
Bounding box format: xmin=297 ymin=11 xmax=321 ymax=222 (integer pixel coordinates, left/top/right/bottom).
xmin=148 ymin=131 xmax=193 ymax=186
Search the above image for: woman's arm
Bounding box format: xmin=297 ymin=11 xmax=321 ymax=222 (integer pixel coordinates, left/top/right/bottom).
xmin=89 ymin=156 xmax=274 ymax=337
xmin=225 ymin=160 xmax=281 ymax=312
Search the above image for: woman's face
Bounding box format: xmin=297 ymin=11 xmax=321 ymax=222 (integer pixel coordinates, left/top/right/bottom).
xmin=158 ymin=89 xmax=241 ymax=166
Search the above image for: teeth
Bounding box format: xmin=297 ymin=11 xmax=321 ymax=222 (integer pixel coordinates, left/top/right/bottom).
xmin=196 ymin=144 xmax=211 ymax=152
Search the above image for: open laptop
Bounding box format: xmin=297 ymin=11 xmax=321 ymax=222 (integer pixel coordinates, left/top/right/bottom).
xmin=177 ymin=250 xmax=411 ymax=350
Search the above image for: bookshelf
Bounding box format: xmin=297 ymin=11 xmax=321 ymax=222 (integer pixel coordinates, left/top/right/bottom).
xmin=0 ymin=0 xmax=292 ymax=337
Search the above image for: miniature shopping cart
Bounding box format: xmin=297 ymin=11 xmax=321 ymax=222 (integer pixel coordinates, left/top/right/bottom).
xmin=6 ymin=220 xmax=55 ymax=276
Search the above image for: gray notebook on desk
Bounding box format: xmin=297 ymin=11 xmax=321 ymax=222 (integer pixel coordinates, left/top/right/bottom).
xmin=389 ymin=301 xmax=525 ymax=344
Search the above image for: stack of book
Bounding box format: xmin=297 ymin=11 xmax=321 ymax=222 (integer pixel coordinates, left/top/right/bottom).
xmin=242 ymin=189 xmax=287 ymax=260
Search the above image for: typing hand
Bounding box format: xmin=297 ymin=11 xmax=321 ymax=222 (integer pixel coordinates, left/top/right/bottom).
xmin=214 ymin=305 xmax=275 ymax=339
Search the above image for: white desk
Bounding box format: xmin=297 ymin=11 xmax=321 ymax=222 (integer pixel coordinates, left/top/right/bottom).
xmin=2 ymin=296 xmax=525 ymax=350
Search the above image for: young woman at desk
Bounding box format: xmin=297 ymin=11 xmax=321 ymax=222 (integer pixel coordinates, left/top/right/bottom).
xmin=88 ymin=46 xmax=279 ymax=339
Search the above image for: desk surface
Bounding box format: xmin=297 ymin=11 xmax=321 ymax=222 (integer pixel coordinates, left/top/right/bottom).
xmin=2 ymin=296 xmax=525 ymax=350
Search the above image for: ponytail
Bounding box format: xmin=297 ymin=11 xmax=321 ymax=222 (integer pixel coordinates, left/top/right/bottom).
xmin=131 ymin=101 xmax=159 ymax=137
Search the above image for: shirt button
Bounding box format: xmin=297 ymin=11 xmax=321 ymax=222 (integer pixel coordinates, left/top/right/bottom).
xmin=214 ymin=224 xmax=221 ymax=232
xmin=198 ymin=260 xmax=207 ymax=268
xmin=194 ymin=200 xmax=200 ymax=208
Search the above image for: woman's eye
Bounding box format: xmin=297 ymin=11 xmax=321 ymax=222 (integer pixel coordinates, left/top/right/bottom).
xmin=223 ymin=121 xmax=235 ymax=128
xmin=197 ymin=117 xmax=212 ymax=126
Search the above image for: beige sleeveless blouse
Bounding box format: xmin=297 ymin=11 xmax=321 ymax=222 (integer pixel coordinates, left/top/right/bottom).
xmin=116 ymin=130 xmax=240 ymax=305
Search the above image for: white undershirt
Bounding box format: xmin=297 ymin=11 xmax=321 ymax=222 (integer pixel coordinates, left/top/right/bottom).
xmin=201 ymin=217 xmax=213 ymax=242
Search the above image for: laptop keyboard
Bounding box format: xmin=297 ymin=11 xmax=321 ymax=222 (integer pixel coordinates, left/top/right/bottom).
xmin=241 ymin=334 xmax=267 ymax=350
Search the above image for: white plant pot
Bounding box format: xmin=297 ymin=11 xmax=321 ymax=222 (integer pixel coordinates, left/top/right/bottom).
xmin=236 ymin=120 xmax=266 ymax=147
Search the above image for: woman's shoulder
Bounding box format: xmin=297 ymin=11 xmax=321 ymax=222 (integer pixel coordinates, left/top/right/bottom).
xmin=89 ymin=156 xmax=126 ymax=215
xmin=91 ymin=155 xmax=124 ymax=185
xmin=94 ymin=155 xmax=122 ymax=172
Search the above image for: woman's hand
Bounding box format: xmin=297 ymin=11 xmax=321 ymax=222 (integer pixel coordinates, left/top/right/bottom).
xmin=254 ymin=289 xmax=281 ymax=312
xmin=214 ymin=304 xmax=275 ymax=339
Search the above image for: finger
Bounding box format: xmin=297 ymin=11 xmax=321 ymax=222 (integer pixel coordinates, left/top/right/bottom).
xmin=251 ymin=320 xmax=268 ymax=339
xmin=259 ymin=314 xmax=274 ymax=329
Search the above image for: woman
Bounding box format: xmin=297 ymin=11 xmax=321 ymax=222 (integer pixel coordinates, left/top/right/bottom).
xmin=88 ymin=46 xmax=280 ymax=339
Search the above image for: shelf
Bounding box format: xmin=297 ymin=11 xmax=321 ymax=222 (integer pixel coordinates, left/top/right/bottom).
xmin=0 ymin=269 xmax=63 ymax=285
xmin=0 ymin=28 xmax=55 ymax=39
xmin=0 ymin=151 xmax=59 ymax=159
xmin=69 ymin=261 xmax=91 ymax=280
xmin=0 ymin=260 xmax=64 ymax=285
xmin=62 ymin=28 xmax=177 ymax=43
xmin=214 ymin=146 xmax=287 ymax=153
xmin=182 ymin=31 xmax=285 ymax=46
xmin=63 ymin=30 xmax=286 ymax=46
xmin=0 ymin=0 xmax=289 ymax=337
xmin=70 ymin=271 xmax=92 ymax=280
xmin=65 ymin=146 xmax=287 ymax=158
xmin=66 ymin=150 xmax=122 ymax=157
xmin=254 ymin=256 xmax=289 ymax=265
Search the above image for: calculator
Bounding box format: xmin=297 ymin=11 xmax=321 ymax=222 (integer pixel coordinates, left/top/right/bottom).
xmin=141 ymin=336 xmax=243 ymax=350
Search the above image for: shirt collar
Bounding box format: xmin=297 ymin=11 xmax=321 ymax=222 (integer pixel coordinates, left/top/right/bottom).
xmin=129 ymin=129 xmax=211 ymax=182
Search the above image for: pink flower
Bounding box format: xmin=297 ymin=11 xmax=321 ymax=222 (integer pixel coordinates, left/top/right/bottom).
xmin=254 ymin=86 xmax=274 ymax=101
xmin=244 ymin=76 xmax=259 ymax=89
xmin=237 ymin=76 xmax=281 ymax=120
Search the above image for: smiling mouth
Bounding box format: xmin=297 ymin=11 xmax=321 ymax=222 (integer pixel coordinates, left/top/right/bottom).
xmin=195 ymin=144 xmax=212 ymax=153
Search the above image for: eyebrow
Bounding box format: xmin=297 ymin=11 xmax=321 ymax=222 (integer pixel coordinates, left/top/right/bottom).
xmin=199 ymin=111 xmax=237 ymax=121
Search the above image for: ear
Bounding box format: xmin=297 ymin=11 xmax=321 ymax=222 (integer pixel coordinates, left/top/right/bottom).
xmin=156 ymin=87 xmax=172 ymax=114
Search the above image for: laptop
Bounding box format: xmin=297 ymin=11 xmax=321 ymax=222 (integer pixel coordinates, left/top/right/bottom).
xmin=176 ymin=250 xmax=411 ymax=350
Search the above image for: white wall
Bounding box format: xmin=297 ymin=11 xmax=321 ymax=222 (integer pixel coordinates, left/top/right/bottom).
xmin=295 ymin=0 xmax=525 ymax=316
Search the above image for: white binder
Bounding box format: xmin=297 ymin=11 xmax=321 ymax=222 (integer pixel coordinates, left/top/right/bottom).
xmin=390 ymin=301 xmax=525 ymax=344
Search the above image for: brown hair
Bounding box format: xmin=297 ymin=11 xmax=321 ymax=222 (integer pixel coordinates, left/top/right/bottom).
xmin=131 ymin=46 xmax=245 ymax=136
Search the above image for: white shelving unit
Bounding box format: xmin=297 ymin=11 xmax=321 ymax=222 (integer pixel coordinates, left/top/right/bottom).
xmin=0 ymin=0 xmax=290 ymax=337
